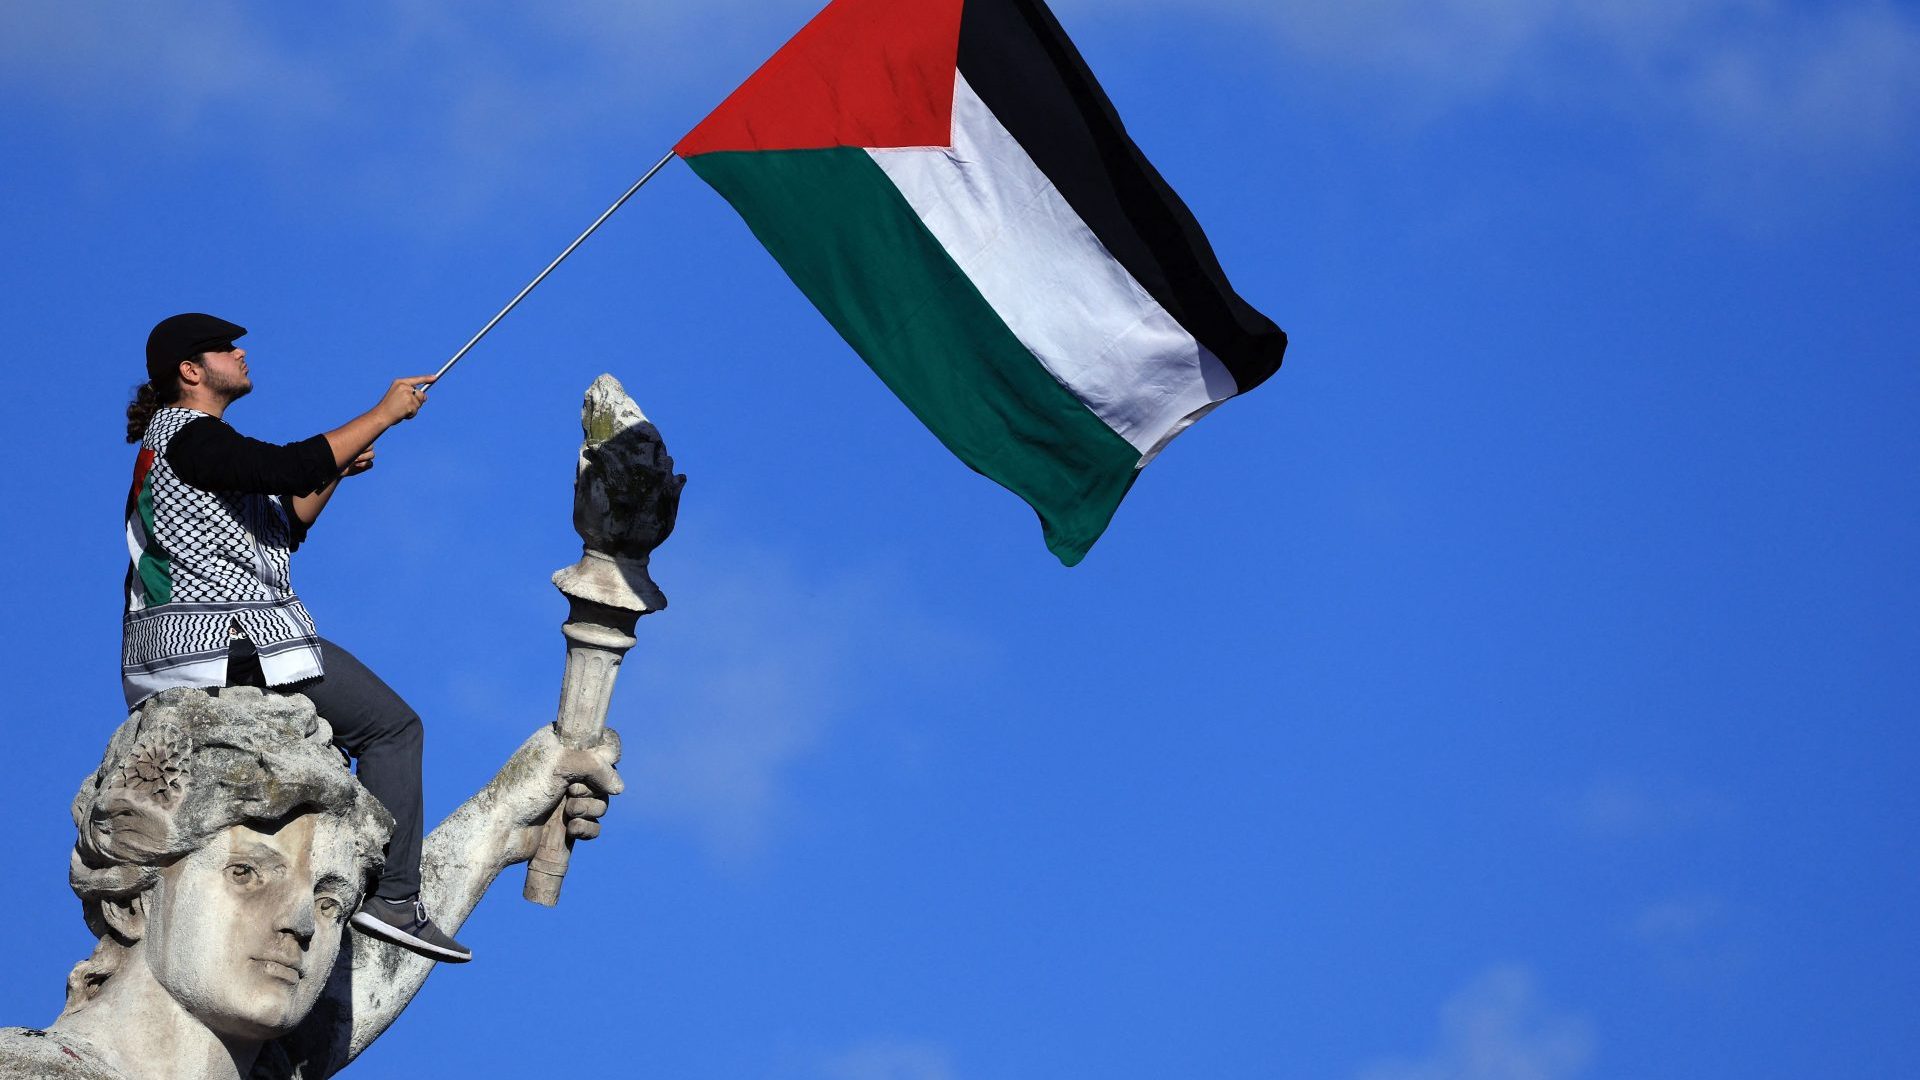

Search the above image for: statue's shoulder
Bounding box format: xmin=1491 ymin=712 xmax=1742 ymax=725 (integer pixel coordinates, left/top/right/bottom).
xmin=0 ymin=1028 xmax=124 ymax=1080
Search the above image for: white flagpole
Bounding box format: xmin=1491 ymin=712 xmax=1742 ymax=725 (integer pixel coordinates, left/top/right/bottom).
xmin=429 ymin=149 xmax=678 ymax=387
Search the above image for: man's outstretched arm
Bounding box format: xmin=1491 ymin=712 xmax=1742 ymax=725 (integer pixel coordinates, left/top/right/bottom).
xmin=289 ymin=376 xmax=435 ymax=525
xmin=287 ymin=450 xmax=372 ymax=527
xmin=164 ymin=421 xmax=337 ymax=497
xmin=315 ymin=376 xmax=436 ymax=472
xmin=166 ymin=376 xmax=435 ymax=524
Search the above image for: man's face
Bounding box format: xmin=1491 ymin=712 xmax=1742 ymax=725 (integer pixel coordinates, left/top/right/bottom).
xmin=141 ymin=813 xmax=362 ymax=1041
xmin=190 ymin=346 xmax=252 ymax=403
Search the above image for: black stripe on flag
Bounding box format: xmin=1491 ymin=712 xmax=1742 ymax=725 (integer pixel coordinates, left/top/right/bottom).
xmin=957 ymin=0 xmax=1286 ymax=394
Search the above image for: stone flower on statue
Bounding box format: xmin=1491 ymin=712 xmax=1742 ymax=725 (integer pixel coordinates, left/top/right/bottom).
xmin=109 ymin=722 xmax=191 ymax=807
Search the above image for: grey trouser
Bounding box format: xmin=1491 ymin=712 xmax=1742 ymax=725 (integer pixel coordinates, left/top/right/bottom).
xmin=226 ymin=636 xmax=425 ymax=901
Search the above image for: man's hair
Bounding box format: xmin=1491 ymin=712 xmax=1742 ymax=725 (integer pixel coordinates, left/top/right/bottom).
xmin=59 ymin=688 xmax=393 ymax=1014
xmin=125 ymin=359 xmax=190 ymax=444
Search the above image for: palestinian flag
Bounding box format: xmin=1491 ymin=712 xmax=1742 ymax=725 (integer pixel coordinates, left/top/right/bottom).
xmin=677 ymin=0 xmax=1286 ymax=565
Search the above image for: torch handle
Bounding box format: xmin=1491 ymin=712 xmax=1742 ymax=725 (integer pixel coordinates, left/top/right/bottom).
xmin=523 ymin=808 xmax=573 ymax=906
xmin=523 ymin=605 xmax=639 ymax=907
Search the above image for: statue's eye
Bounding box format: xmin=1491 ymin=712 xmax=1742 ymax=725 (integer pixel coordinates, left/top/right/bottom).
xmin=227 ymin=863 xmax=258 ymax=885
xmin=316 ymin=896 xmax=342 ymax=920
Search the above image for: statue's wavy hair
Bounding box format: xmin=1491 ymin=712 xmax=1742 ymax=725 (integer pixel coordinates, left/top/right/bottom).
xmin=59 ymin=688 xmax=393 ymax=1015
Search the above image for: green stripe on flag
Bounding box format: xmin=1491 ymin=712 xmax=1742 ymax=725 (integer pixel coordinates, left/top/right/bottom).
xmin=686 ymin=147 xmax=1140 ymax=565
xmin=136 ymin=477 xmax=171 ymax=604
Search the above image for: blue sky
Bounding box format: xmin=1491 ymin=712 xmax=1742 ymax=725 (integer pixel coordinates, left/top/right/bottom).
xmin=2 ymin=2 xmax=1916 ymax=1077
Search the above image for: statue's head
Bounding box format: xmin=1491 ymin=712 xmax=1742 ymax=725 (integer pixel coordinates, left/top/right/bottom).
xmin=61 ymin=688 xmax=392 ymax=1040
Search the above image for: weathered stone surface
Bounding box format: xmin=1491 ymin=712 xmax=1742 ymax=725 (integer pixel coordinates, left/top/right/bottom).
xmin=4 ymin=377 xmax=663 ymax=1078
xmin=564 ymin=373 xmax=684 ymax=594
xmin=0 ymin=1028 xmax=120 ymax=1080
xmin=1 ymin=690 xmax=621 ymax=1080
xmin=527 ymin=374 xmax=680 ymax=905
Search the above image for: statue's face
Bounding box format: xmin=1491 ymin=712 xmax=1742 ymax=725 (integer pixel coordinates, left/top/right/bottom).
xmin=142 ymin=813 xmax=362 ymax=1040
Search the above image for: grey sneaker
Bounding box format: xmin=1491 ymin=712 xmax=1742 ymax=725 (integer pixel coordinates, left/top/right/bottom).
xmin=350 ymin=896 xmax=473 ymax=963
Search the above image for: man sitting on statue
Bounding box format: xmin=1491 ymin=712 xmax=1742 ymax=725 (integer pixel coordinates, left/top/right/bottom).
xmin=121 ymin=312 xmax=467 ymax=963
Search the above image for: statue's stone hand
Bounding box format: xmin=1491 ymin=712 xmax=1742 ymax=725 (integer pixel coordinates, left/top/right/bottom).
xmin=483 ymin=725 xmax=624 ymax=867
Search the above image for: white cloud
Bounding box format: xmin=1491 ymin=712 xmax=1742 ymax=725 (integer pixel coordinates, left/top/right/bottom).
xmin=0 ymin=0 xmax=798 ymax=224
xmin=0 ymin=1 xmax=334 ymax=130
xmin=1628 ymin=894 xmax=1722 ymax=944
xmin=819 ymin=1038 xmax=956 ymax=1080
xmin=1671 ymin=3 xmax=1920 ymax=157
xmin=1623 ymin=893 xmax=1750 ymax=988
xmin=1358 ymin=966 xmax=1595 ymax=1080
xmin=611 ymin=535 xmax=977 ymax=865
xmin=1569 ymin=775 xmax=1731 ymax=840
xmin=22 ymin=0 xmax=1909 ymax=152
xmin=8 ymin=0 xmax=1909 ymax=226
xmin=1072 ymin=0 xmax=1920 ymax=160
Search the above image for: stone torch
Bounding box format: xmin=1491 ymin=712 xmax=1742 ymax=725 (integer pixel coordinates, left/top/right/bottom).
xmin=524 ymin=374 xmax=685 ymax=906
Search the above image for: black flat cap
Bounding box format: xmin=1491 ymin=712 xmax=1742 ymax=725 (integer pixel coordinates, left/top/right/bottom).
xmin=146 ymin=313 xmax=246 ymax=383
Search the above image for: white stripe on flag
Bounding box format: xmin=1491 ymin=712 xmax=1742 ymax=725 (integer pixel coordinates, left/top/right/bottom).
xmin=126 ymin=514 xmax=149 ymax=612
xmin=868 ymin=73 xmax=1237 ymax=461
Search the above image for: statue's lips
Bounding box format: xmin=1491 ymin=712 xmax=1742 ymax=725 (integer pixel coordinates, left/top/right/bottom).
xmin=253 ymin=954 xmax=305 ymax=984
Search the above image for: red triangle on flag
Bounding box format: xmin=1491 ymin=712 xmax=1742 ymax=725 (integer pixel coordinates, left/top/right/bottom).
xmin=676 ymin=0 xmax=964 ymax=157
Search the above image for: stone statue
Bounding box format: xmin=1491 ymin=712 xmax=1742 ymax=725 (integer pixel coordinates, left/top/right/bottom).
xmin=1 ymin=376 xmax=681 ymax=1080
xmin=527 ymin=374 xmax=682 ymax=905
xmin=567 ymin=372 xmax=685 ymax=569
xmin=0 ymin=688 xmax=622 ymax=1080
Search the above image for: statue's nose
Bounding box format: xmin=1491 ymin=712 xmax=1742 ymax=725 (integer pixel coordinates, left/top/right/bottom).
xmin=277 ymin=889 xmax=316 ymax=944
